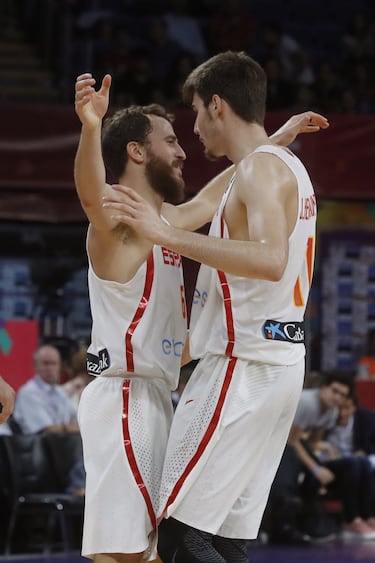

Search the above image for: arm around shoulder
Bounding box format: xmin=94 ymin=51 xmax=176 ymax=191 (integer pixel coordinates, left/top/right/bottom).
xmin=162 ymin=164 xmax=234 ymax=231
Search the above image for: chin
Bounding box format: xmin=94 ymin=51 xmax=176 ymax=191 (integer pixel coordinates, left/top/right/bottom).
xmin=204 ymin=149 xmax=221 ymax=162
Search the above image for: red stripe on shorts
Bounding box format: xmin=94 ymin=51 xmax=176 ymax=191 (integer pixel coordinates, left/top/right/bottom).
xmin=122 ymin=379 xmax=157 ymax=529
xmin=159 ymin=356 xmax=237 ymax=522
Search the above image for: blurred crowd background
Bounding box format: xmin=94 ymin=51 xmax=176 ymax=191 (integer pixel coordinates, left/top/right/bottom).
xmin=0 ymin=0 xmax=374 ymax=114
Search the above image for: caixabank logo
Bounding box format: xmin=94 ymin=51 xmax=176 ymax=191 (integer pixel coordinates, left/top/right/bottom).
xmin=87 ymin=349 xmax=111 ymax=375
xmin=262 ymin=320 xmax=305 ymax=343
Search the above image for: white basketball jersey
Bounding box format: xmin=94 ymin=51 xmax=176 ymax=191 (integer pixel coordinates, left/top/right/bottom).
xmin=189 ymin=145 xmax=316 ymax=365
xmin=86 ymin=239 xmax=187 ymax=389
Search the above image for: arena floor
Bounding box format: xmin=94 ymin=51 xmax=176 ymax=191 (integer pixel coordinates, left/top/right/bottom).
xmin=1 ymin=540 xmax=375 ymax=563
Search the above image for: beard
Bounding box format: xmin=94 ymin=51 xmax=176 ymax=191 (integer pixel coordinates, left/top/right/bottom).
xmin=145 ymin=152 xmax=185 ymax=204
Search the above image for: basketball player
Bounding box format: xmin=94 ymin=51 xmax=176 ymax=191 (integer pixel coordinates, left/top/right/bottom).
xmin=74 ymin=74 xmax=189 ymax=563
xmin=0 ymin=376 xmax=15 ymax=424
xmin=74 ymin=71 xmax=312 ymax=563
xmin=102 ymin=51 xmax=327 ymax=562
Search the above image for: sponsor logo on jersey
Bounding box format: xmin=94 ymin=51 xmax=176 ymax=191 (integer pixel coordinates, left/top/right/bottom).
xmin=262 ymin=320 xmax=305 ymax=343
xmin=162 ymin=338 xmax=184 ymax=357
xmin=87 ymin=348 xmax=111 ymax=375
xmin=193 ymin=287 xmax=208 ymax=308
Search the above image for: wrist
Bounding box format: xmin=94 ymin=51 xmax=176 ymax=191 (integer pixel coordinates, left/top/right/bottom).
xmin=312 ymin=465 xmax=320 ymax=478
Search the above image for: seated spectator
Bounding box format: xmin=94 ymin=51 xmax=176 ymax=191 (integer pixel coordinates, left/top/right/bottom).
xmin=63 ymin=346 xmax=94 ymax=408
xmin=66 ymin=458 xmax=86 ymax=497
xmin=13 ymin=344 xmax=79 ymax=434
xmin=289 ymin=370 xmax=375 ymax=540
xmin=325 ymin=388 xmax=375 ymax=469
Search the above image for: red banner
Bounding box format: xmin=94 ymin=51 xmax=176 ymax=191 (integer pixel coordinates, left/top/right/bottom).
xmin=0 ymin=320 xmax=39 ymax=391
xmin=0 ymin=103 xmax=373 ymax=222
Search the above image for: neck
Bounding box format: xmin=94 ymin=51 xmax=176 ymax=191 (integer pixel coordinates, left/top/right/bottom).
xmin=119 ymin=171 xmax=163 ymax=212
xmin=224 ymin=122 xmax=270 ymax=165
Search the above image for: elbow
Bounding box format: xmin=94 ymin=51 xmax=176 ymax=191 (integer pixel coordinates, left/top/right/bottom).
xmin=266 ymin=255 xmax=287 ymax=282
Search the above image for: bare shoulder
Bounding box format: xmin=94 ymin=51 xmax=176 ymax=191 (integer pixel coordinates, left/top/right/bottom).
xmin=88 ymin=223 xmax=151 ymax=283
xmin=236 ymin=149 xmax=296 ymax=203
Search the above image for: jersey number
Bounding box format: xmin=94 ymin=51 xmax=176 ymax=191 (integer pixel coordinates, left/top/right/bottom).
xmin=294 ymin=236 xmax=314 ymax=307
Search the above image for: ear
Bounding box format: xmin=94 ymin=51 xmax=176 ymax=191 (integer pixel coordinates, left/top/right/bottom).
xmin=211 ymin=94 xmax=223 ymax=114
xmin=127 ymin=141 xmax=144 ymax=163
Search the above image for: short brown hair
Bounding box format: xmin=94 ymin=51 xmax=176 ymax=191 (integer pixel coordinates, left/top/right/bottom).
xmin=102 ymin=104 xmax=175 ymax=179
xmin=182 ymin=51 xmax=267 ymax=125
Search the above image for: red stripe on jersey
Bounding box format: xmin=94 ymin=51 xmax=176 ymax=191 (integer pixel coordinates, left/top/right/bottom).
xmin=125 ymin=253 xmax=154 ymax=371
xmin=219 ymin=215 xmax=235 ymax=356
xmin=122 ymin=379 xmax=157 ymax=529
xmin=306 ymin=236 xmax=314 ymax=286
xmin=217 ymin=270 xmax=235 ymax=356
xmin=159 ymin=356 xmax=237 ymax=523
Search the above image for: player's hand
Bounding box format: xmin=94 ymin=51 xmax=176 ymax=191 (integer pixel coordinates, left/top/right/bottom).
xmin=103 ymin=184 xmax=168 ymax=244
xmin=272 ymin=111 xmax=329 ymax=147
xmin=74 ymin=73 xmax=112 ymax=129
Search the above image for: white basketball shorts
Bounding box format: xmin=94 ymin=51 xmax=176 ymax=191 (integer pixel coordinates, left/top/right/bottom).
xmin=159 ymin=354 xmax=305 ymax=539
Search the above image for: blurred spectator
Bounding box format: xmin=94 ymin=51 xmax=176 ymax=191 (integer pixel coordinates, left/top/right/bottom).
xmin=264 ymin=57 xmax=294 ymax=110
xmin=288 ymin=371 xmax=375 ymax=540
xmin=325 ymin=389 xmax=375 ymax=466
xmin=164 ymin=51 xmax=196 ymax=107
xmin=315 ymin=61 xmax=343 ymax=113
xmin=145 ymin=18 xmax=182 ymax=83
xmin=293 ymin=50 xmax=315 ymax=86
xmin=342 ymin=12 xmax=375 ymax=64
xmin=338 ymin=87 xmax=360 ymax=114
xmin=255 ymin=22 xmax=306 ymax=83
xmin=63 ymin=346 xmax=94 ymax=409
xmin=162 ymin=0 xmax=208 ymax=63
xmin=0 ymin=375 xmax=15 ymax=425
xmin=206 ymin=0 xmax=255 ymax=54
xmin=13 ymin=345 xmax=79 ymax=434
xmin=291 ymin=84 xmax=318 ymax=113
xmin=126 ymin=51 xmax=160 ymax=105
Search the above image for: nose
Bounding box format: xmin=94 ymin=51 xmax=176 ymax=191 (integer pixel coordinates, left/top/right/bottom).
xmin=193 ymin=115 xmax=199 ymax=136
xmin=177 ymin=144 xmax=186 ymax=160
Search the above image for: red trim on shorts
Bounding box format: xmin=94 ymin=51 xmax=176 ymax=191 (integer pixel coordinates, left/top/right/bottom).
xmin=219 ymin=215 xmax=235 ymax=356
xmin=125 ymin=253 xmax=154 ymax=371
xmin=159 ymin=356 xmax=237 ymax=522
xmin=122 ymin=379 xmax=157 ymax=529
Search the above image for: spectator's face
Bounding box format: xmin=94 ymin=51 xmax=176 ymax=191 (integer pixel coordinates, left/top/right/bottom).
xmin=321 ymin=382 xmax=350 ymax=409
xmin=34 ymin=348 xmax=61 ymax=385
xmin=338 ymin=397 xmax=356 ymax=426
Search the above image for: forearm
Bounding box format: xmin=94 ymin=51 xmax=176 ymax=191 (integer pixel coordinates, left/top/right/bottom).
xmin=156 ymin=224 xmax=284 ymax=280
xmin=292 ymin=439 xmax=318 ymax=473
xmin=269 ymin=126 xmax=290 ymax=147
xmin=163 ymin=165 xmax=234 ymax=232
xmin=74 ymin=124 xmax=106 ymax=208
